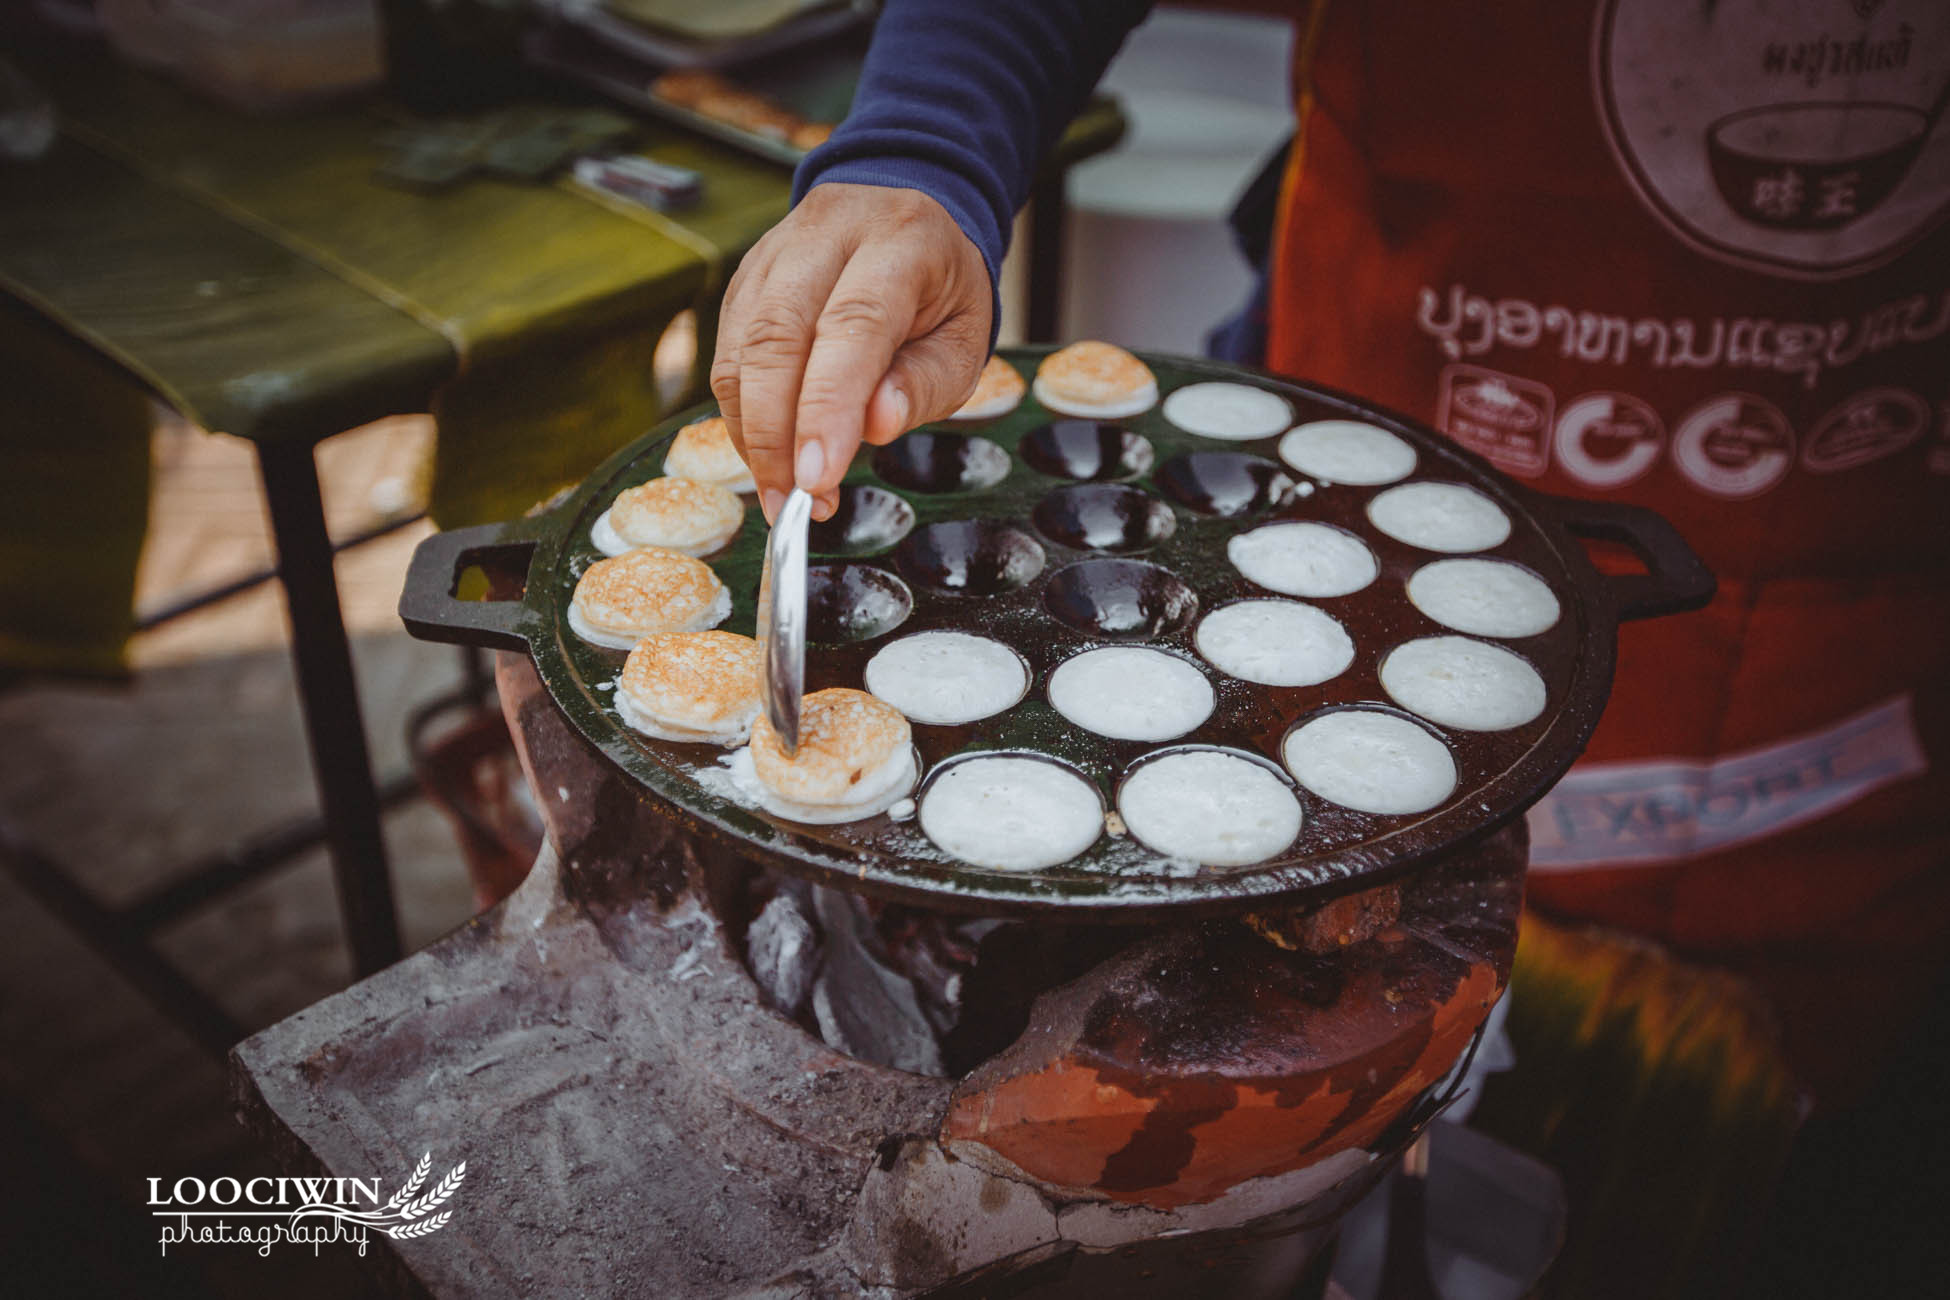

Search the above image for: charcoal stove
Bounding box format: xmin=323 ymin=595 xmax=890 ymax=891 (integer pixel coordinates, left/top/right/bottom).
xmin=236 ymin=350 xmax=1708 ymax=1297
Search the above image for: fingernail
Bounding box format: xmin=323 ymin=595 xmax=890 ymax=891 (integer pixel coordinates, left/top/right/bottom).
xmin=762 ymin=489 xmax=785 ymax=522
xmin=795 ymin=439 xmax=826 ymax=491
xmin=890 ymin=387 xmax=910 ymax=432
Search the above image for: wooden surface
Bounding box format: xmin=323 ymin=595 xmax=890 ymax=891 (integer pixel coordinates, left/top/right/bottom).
xmin=0 ymin=47 xmax=791 ymax=449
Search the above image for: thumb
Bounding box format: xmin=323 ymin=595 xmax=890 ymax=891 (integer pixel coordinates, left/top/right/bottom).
xmin=863 ymin=330 xmax=985 ymax=446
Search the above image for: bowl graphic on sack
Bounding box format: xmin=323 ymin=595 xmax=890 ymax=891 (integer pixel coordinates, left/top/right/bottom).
xmin=1582 ymin=409 xmax=1659 ymax=464
xmin=1707 ymin=91 xmax=1943 ymax=231
xmin=1451 ymin=378 xmax=1542 ymax=433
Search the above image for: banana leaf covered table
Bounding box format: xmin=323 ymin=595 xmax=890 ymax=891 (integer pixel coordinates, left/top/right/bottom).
xmin=0 ymin=36 xmax=1124 ymax=1038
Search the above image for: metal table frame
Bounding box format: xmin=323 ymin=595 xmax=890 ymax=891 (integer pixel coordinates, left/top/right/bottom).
xmin=0 ymin=444 xmax=485 ymax=1052
xmin=255 ymin=438 xmax=408 ymax=976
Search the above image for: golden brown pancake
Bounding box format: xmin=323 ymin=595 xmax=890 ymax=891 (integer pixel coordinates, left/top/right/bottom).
xmin=950 ymin=355 xmax=1028 ymax=420
xmin=749 ymin=687 xmax=915 ymax=822
xmin=1032 ymin=341 xmax=1158 ymax=418
xmin=594 ymin=476 xmax=744 ymax=557
xmin=616 ymin=630 xmax=761 ymax=745
xmin=663 ymin=417 xmax=757 ymax=493
xmin=569 ymin=547 xmax=730 ymax=649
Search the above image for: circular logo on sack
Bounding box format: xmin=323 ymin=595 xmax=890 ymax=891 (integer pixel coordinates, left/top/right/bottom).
xmin=1673 ymin=393 xmax=1795 ymax=498
xmin=1595 ymin=0 xmax=1950 ymax=279
xmin=1802 ymin=387 xmax=1929 ymax=471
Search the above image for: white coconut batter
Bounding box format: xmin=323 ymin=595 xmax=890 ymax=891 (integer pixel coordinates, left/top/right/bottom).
xmin=865 ymin=631 xmax=1029 ymax=725
xmin=1407 ymin=559 xmax=1560 ymax=638
xmin=951 ymin=388 xmax=1021 ymax=420
xmin=1118 ymin=750 xmax=1302 ymax=867
xmin=1283 ymin=709 xmax=1457 ymax=815
xmin=1276 ymin=420 xmax=1417 ymax=484
xmin=590 ymin=508 xmax=632 ymax=557
xmin=1047 ymin=647 xmax=1214 ymax=741
xmin=1367 ymin=482 xmax=1511 ymax=553
xmin=1227 ymin=522 xmax=1379 ymax=598
xmin=1195 ymin=600 xmax=1354 ymax=687
xmin=1380 ymin=636 xmax=1547 ymax=732
xmin=919 ymin=755 xmax=1104 ymax=870
xmin=1161 ymin=382 xmax=1293 ymax=442
xmin=615 ymin=687 xmax=756 ymax=747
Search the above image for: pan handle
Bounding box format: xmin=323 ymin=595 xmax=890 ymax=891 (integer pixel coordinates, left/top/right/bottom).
xmin=398 ymin=522 xmax=540 ymax=651
xmin=1541 ymin=495 xmax=1716 ymax=622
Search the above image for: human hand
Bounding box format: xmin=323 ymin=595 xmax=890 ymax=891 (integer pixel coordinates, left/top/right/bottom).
xmin=709 ymin=182 xmax=994 ymax=522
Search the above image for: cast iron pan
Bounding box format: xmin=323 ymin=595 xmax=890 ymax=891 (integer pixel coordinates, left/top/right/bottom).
xmin=400 ymin=349 xmax=1712 ymax=920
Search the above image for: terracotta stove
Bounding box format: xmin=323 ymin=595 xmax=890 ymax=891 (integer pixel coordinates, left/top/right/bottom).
xmin=234 ymin=652 xmax=1523 ymax=1298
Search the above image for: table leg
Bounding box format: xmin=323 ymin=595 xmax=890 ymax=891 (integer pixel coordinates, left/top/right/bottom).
xmin=460 ymin=644 xmax=493 ymax=705
xmin=1025 ymin=171 xmax=1069 ymax=344
xmin=256 ymin=440 xmax=402 ymax=975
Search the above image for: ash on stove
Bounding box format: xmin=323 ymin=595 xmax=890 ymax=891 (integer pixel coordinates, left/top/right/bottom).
xmin=742 ymin=874 xmax=1132 ymax=1077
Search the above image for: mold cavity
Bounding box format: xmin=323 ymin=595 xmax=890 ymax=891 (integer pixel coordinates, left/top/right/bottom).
xmin=1156 ymin=451 xmax=1297 ymax=517
xmin=809 ymin=484 xmax=916 ymax=556
xmin=895 ymin=520 xmax=1046 ymax=596
xmin=872 ymin=433 xmax=1010 ymax=493
xmin=1043 ymin=558 xmax=1198 ymax=639
xmin=1031 ymin=483 xmax=1176 ymax=554
xmin=1019 ymin=420 xmax=1155 ymax=481
xmin=805 ymin=565 xmax=913 ymax=642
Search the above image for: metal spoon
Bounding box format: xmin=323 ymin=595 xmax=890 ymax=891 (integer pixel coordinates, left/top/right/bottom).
xmin=758 ymin=488 xmax=812 ymax=756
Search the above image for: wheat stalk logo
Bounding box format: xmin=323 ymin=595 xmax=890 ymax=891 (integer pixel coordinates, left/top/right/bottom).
xmin=391 ymin=1210 xmax=453 ymax=1240
xmin=385 ymin=1152 xmax=432 ymax=1210
xmin=392 ymin=1162 xmax=467 ymax=1231
xmin=289 ymin=1153 xmax=466 ymax=1240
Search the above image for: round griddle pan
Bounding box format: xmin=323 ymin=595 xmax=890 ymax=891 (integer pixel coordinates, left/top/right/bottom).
xmin=400 ymin=349 xmax=1712 ymax=920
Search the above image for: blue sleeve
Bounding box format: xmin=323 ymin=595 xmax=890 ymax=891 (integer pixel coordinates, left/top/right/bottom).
xmin=792 ymin=0 xmax=1154 ymax=295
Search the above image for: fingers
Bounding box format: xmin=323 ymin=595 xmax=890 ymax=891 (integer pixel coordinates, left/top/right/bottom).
xmin=795 ymin=230 xmax=993 ymax=509
xmin=870 ymin=303 xmax=992 ymax=447
xmin=711 ymin=236 xmax=852 ymax=520
xmin=793 ymin=249 xmax=922 ymax=520
xmin=860 ymin=376 xmax=910 ymax=447
xmin=709 ymin=184 xmax=995 ymax=524
xmin=710 ymin=257 xmax=758 ymax=476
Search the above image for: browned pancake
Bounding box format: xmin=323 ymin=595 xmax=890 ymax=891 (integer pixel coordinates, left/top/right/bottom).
xmin=750 ymin=688 xmax=912 ymax=807
xmin=617 ymin=630 xmax=761 ymax=743
xmin=602 ymin=476 xmax=744 ymax=557
xmin=1033 ymin=341 xmax=1157 ymax=416
xmin=570 ymin=547 xmax=729 ymax=648
xmin=951 ymin=355 xmax=1028 ymax=419
xmin=664 ymin=417 xmax=756 ymax=493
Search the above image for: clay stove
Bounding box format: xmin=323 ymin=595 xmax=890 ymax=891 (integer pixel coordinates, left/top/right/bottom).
xmin=232 ymin=653 xmax=1522 ymax=1298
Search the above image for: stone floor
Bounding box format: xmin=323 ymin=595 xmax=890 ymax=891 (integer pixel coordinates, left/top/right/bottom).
xmin=0 ymin=414 xmax=496 ymax=1298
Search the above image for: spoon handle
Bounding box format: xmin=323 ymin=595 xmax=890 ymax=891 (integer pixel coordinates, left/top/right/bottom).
xmin=759 ymin=489 xmax=813 ymax=756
